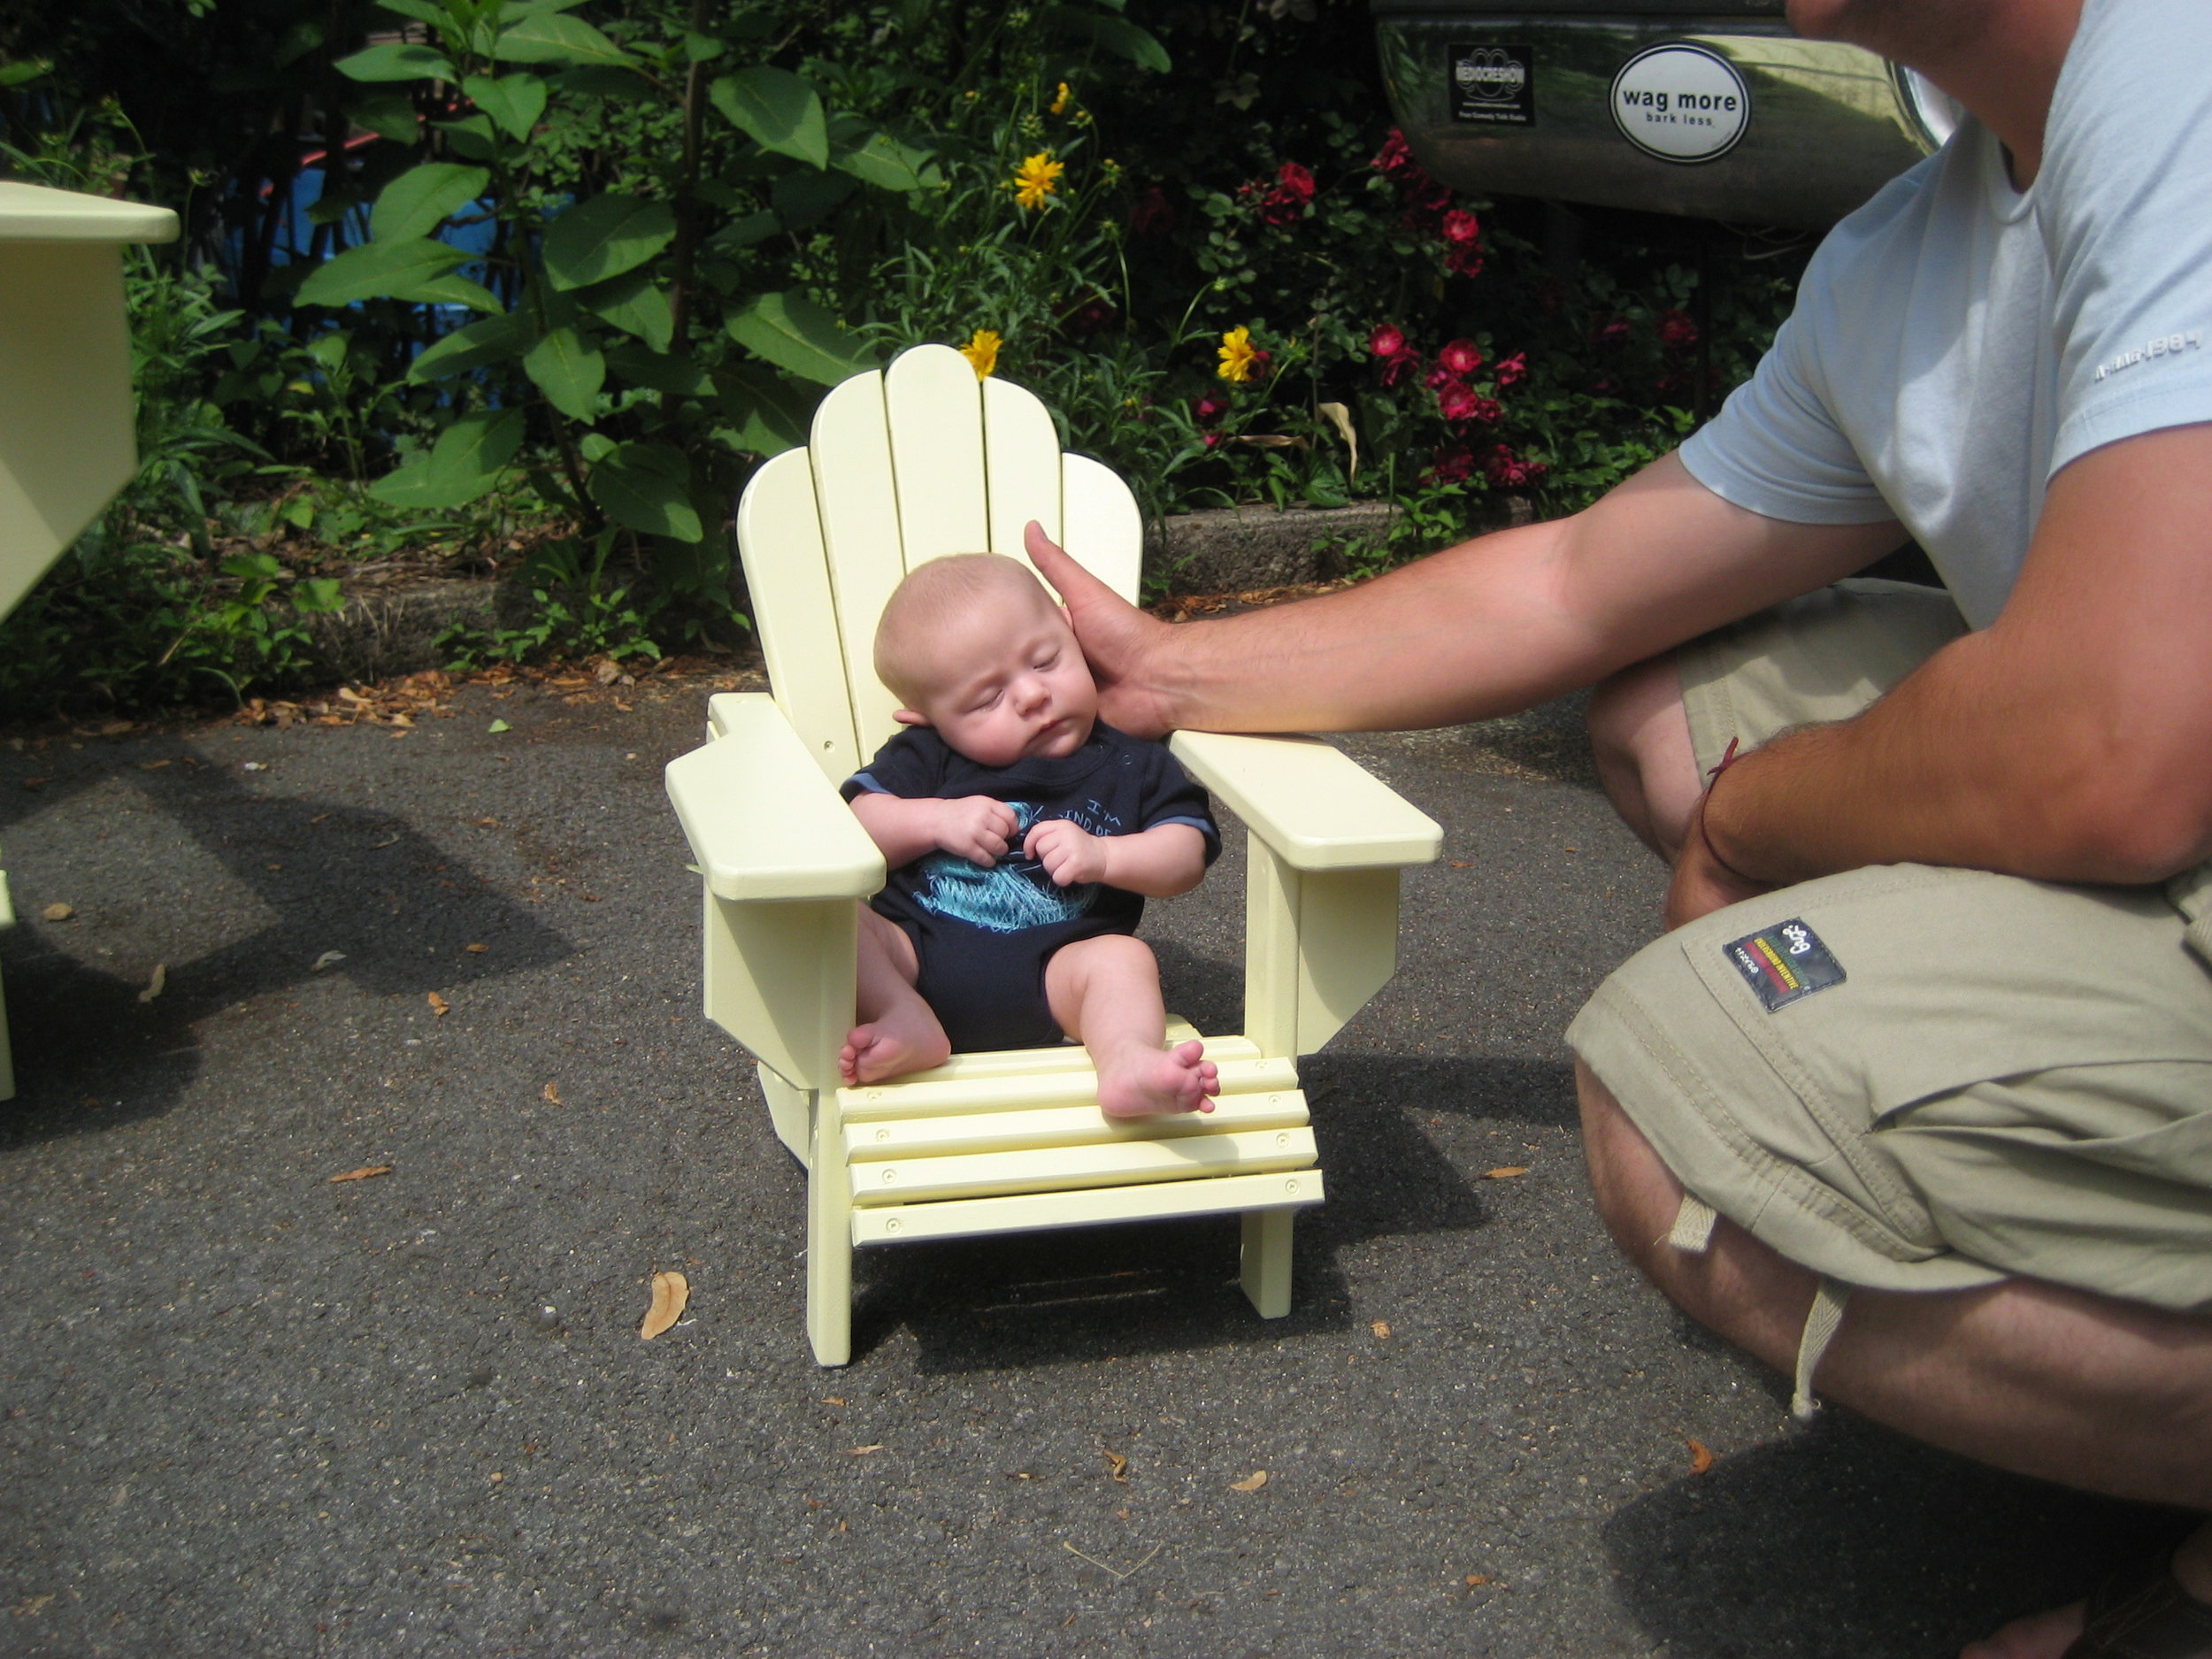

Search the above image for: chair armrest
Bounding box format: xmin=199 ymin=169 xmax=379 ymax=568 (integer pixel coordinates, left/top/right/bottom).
xmin=665 ymin=694 xmax=886 ymax=902
xmin=1168 ymin=731 xmax=1441 ymax=872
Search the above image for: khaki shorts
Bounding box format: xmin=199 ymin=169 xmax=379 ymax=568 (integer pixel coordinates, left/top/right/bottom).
xmin=1567 ymin=580 xmax=2212 ymax=1317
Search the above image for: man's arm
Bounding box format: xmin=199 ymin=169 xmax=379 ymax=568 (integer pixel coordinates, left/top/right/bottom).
xmin=1026 ymin=454 xmax=1904 ymax=739
xmin=1696 ymin=422 xmax=2212 ymax=896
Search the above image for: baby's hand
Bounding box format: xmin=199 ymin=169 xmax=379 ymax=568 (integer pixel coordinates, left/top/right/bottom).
xmin=1024 ymin=817 xmax=1109 ymax=887
xmin=936 ymin=796 xmax=1019 ymax=864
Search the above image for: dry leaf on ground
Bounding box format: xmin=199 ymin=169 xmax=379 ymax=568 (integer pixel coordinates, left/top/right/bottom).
xmin=1102 ymin=1450 xmax=1129 ymax=1482
xmin=465 ymin=942 xmax=488 ymax=954
xmin=40 ymin=902 xmax=73 ymax=922
xmin=847 ymin=1444 xmax=884 ymax=1455
xmin=640 ymin=1270 xmax=688 ymax=1340
xmin=1686 ymin=1437 xmax=1716 ymax=1475
xmin=1230 ymin=1471 xmax=1269 ymax=1493
xmin=328 ymin=1165 xmax=391 ymax=1183
xmin=541 ymin=1083 xmax=562 ymax=1105
xmin=312 ymin=950 xmax=346 ymax=972
xmin=1484 ymin=1166 xmax=1529 ymax=1179
xmin=426 ymin=991 xmax=449 ymax=1017
xmin=137 ymin=964 xmax=165 ymax=1003
xmin=1371 ymin=1320 xmax=1392 ymax=1340
xmin=1465 ymin=1574 xmax=1493 ymax=1587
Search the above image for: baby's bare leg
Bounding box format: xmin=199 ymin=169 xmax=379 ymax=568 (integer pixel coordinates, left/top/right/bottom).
xmin=1045 ymin=935 xmax=1220 ymax=1118
xmin=840 ymin=910 xmax=950 ymax=1086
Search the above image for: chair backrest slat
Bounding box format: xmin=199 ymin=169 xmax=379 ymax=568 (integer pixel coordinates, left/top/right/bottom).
xmin=734 ymin=448 xmax=860 ymax=778
xmin=886 ymin=345 xmax=989 ymax=567
xmin=981 ymin=373 xmax=1064 ymax=571
xmin=741 ymin=347 xmax=1147 ymax=784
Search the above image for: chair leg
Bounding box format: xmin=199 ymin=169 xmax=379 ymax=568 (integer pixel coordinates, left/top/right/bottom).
xmin=1240 ymin=1209 xmax=1294 ymax=1318
xmin=806 ymin=1112 xmax=854 ymax=1367
xmin=757 ymin=1063 xmax=811 ymax=1166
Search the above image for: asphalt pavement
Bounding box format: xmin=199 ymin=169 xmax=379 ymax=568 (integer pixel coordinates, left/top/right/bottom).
xmin=0 ymin=665 xmax=2187 ymax=1658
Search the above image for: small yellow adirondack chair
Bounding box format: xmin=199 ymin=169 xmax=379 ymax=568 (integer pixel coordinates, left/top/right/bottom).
xmin=0 ymin=182 xmax=180 ymax=1102
xmin=665 ymin=343 xmax=1440 ymax=1365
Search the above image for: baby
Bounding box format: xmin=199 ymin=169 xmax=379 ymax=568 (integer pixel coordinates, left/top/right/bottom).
xmin=836 ymin=552 xmax=1223 ymax=1118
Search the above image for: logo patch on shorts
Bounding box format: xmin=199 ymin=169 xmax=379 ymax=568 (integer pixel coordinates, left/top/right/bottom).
xmin=1724 ymin=918 xmax=1845 ymax=1012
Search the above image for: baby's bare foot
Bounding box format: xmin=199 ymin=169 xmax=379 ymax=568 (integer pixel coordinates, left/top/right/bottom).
xmin=839 ymin=1010 xmax=949 ymax=1087
xmin=1095 ymin=1038 xmax=1220 ymax=1118
xmin=1956 ymin=1603 xmax=2085 ymax=1659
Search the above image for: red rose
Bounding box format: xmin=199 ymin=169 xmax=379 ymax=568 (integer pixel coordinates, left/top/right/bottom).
xmin=1437 ymin=382 xmax=1480 ymax=423
xmin=1424 ymin=362 xmax=1455 ymax=390
xmin=1441 ymin=209 xmax=1481 ymax=245
xmin=1425 ymin=445 xmax=1475 ymax=484
xmin=1658 ymin=308 xmax=1700 ymax=349
xmin=1369 ymin=324 xmax=1407 ymax=358
xmin=1276 ymin=161 xmax=1315 ymax=202
xmin=1438 ymin=338 xmax=1483 ymax=377
xmin=1493 ymin=351 xmax=1528 ymax=387
xmin=1194 ymin=393 xmax=1230 ymax=424
xmin=1592 ymin=319 xmax=1631 ymax=346
xmin=1379 ymin=349 xmax=1421 ymax=388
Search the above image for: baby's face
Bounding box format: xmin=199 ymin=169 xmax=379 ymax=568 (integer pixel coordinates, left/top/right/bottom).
xmin=902 ymin=582 xmax=1099 ymax=766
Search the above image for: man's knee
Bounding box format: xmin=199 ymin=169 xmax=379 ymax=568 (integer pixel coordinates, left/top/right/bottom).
xmin=1586 ymin=656 xmax=1701 ymax=859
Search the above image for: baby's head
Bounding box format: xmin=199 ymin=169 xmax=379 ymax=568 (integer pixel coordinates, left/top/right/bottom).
xmin=874 ymin=553 xmax=1099 ymax=766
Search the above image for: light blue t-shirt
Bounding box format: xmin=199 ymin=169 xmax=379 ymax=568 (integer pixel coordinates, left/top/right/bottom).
xmin=1679 ymin=0 xmax=2212 ymax=629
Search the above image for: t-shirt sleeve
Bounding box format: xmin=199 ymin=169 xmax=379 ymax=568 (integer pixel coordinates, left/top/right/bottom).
xmin=1136 ymin=743 xmax=1221 ymax=865
xmin=1676 ymin=257 xmax=1901 ymax=526
xmin=2041 ymin=0 xmax=2212 ymax=475
xmin=841 ymin=726 xmax=947 ymax=803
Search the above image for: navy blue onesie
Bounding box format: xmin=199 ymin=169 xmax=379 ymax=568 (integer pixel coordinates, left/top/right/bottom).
xmin=841 ymin=723 xmax=1220 ymax=1052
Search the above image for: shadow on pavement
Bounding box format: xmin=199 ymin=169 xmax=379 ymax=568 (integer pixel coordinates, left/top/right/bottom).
xmin=0 ymin=733 xmax=572 ymax=1148
xmin=1603 ymin=1410 xmax=2196 ymax=1659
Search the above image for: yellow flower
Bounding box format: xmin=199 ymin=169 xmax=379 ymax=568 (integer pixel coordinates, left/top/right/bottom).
xmin=1012 ymin=151 xmax=1064 ymax=211
xmin=1217 ymin=325 xmax=1263 ymax=384
xmin=959 ymin=328 xmax=1002 ymax=380
xmin=1050 ymin=81 xmax=1071 ymax=116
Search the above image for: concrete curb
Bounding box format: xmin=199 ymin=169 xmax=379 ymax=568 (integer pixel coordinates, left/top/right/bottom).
xmin=307 ymin=497 xmax=1534 ymax=682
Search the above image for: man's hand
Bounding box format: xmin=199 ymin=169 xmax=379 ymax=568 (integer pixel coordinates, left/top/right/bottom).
xmin=1024 ymin=817 xmax=1109 ymax=887
xmin=1025 ymin=521 xmax=1178 ymax=738
xmin=934 ymin=796 xmax=1019 ymax=864
xmin=1665 ymin=786 xmax=1773 ymax=930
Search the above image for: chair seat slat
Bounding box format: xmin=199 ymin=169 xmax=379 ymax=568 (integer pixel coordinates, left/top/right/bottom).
xmin=850 ymin=1170 xmax=1325 ymax=1246
xmin=839 ymin=1054 xmax=1297 ymax=1121
xmin=845 ymin=1088 xmax=1310 ymax=1162
xmin=848 ymin=1126 xmax=1317 ymax=1207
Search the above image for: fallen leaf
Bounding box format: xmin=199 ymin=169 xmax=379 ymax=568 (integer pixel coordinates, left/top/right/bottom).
xmin=310 ymin=811 xmax=331 ymax=824
xmin=426 ymin=992 xmax=449 ymax=1018
xmin=1465 ymin=1574 xmax=1493 ymax=1587
xmin=823 ymin=1396 xmax=846 ymax=1407
xmin=139 ymin=759 xmax=169 ymax=772
xmin=847 ymin=1444 xmax=883 ymax=1455
xmin=311 ymin=950 xmax=347 ymax=972
xmin=1371 ymin=1320 xmax=1392 ymax=1340
xmin=475 ymin=817 xmax=499 ymax=827
xmin=541 ymin=1083 xmax=561 ymax=1105
xmin=1102 ymin=1449 xmax=1129 ymax=1482
xmin=1449 ymin=860 xmax=1472 ymax=869
xmin=640 ymin=1270 xmax=688 ymax=1340
xmin=465 ymin=942 xmax=488 ymax=954
xmin=1315 ymin=400 xmax=1359 ymax=482
xmin=242 ymin=761 xmax=266 ymax=772
xmin=137 ymin=964 xmax=165 ymax=1003
xmin=1686 ymin=1437 xmax=1715 ymax=1475
xmin=368 ymin=836 xmax=398 ymax=850
xmin=1229 ymin=1471 xmax=1269 ymax=1493
xmin=487 ymin=719 xmax=511 ymax=734
xmin=41 ymin=902 xmax=73 ymax=922
xmin=1483 ymin=1166 xmax=1529 ymax=1179
xmin=328 ymin=1165 xmax=391 ymax=1183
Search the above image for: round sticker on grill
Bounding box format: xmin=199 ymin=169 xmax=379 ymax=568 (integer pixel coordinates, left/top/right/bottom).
xmin=1610 ymin=43 xmax=1750 ymax=164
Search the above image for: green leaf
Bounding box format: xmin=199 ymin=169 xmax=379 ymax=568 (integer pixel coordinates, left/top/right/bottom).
xmin=464 ymin=72 xmax=547 ymax=141
xmin=833 ymin=129 xmax=937 ymax=193
xmin=590 ymin=445 xmax=703 ymax=541
xmin=556 ymin=65 xmax=650 ymax=98
xmin=334 ymin=42 xmax=457 ymax=83
xmin=432 ymin=113 xmax=498 ymax=161
xmin=605 ymin=341 xmax=712 ymax=396
xmin=0 ymin=60 xmax=50 ymax=88
xmin=350 ymin=89 xmax=420 ymax=143
xmin=499 ymin=0 xmax=590 ymax=19
xmin=726 ymin=289 xmax=876 ymax=385
xmin=368 ymin=410 xmax=526 ymax=509
xmin=578 ymin=431 xmax=618 ymax=462
xmin=708 ymin=68 xmax=829 ymax=168
xmin=522 ymin=325 xmax=605 ymax=420
xmin=296 ymin=577 xmax=346 ymax=614
xmin=411 ymin=311 xmax=534 ymax=381
xmin=541 ymin=195 xmax=675 ymax=291
xmin=488 ymin=718 xmax=512 ymax=733
xmin=579 ymin=268 xmax=673 ymax=352
xmin=296 ymin=237 xmax=467 ymax=306
xmin=705 ymin=210 xmax=779 ymax=255
xmin=372 ymin=163 xmax=489 ymax=243
xmin=495 ymin=11 xmax=634 ymax=68
xmin=1041 ymin=7 xmax=1171 ymax=72
xmin=719 ymin=363 xmax=817 ymax=457
xmin=771 ymin=168 xmax=854 ymax=232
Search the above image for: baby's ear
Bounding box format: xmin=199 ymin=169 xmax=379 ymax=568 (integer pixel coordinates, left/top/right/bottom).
xmin=892 ymin=707 xmax=931 ymax=728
